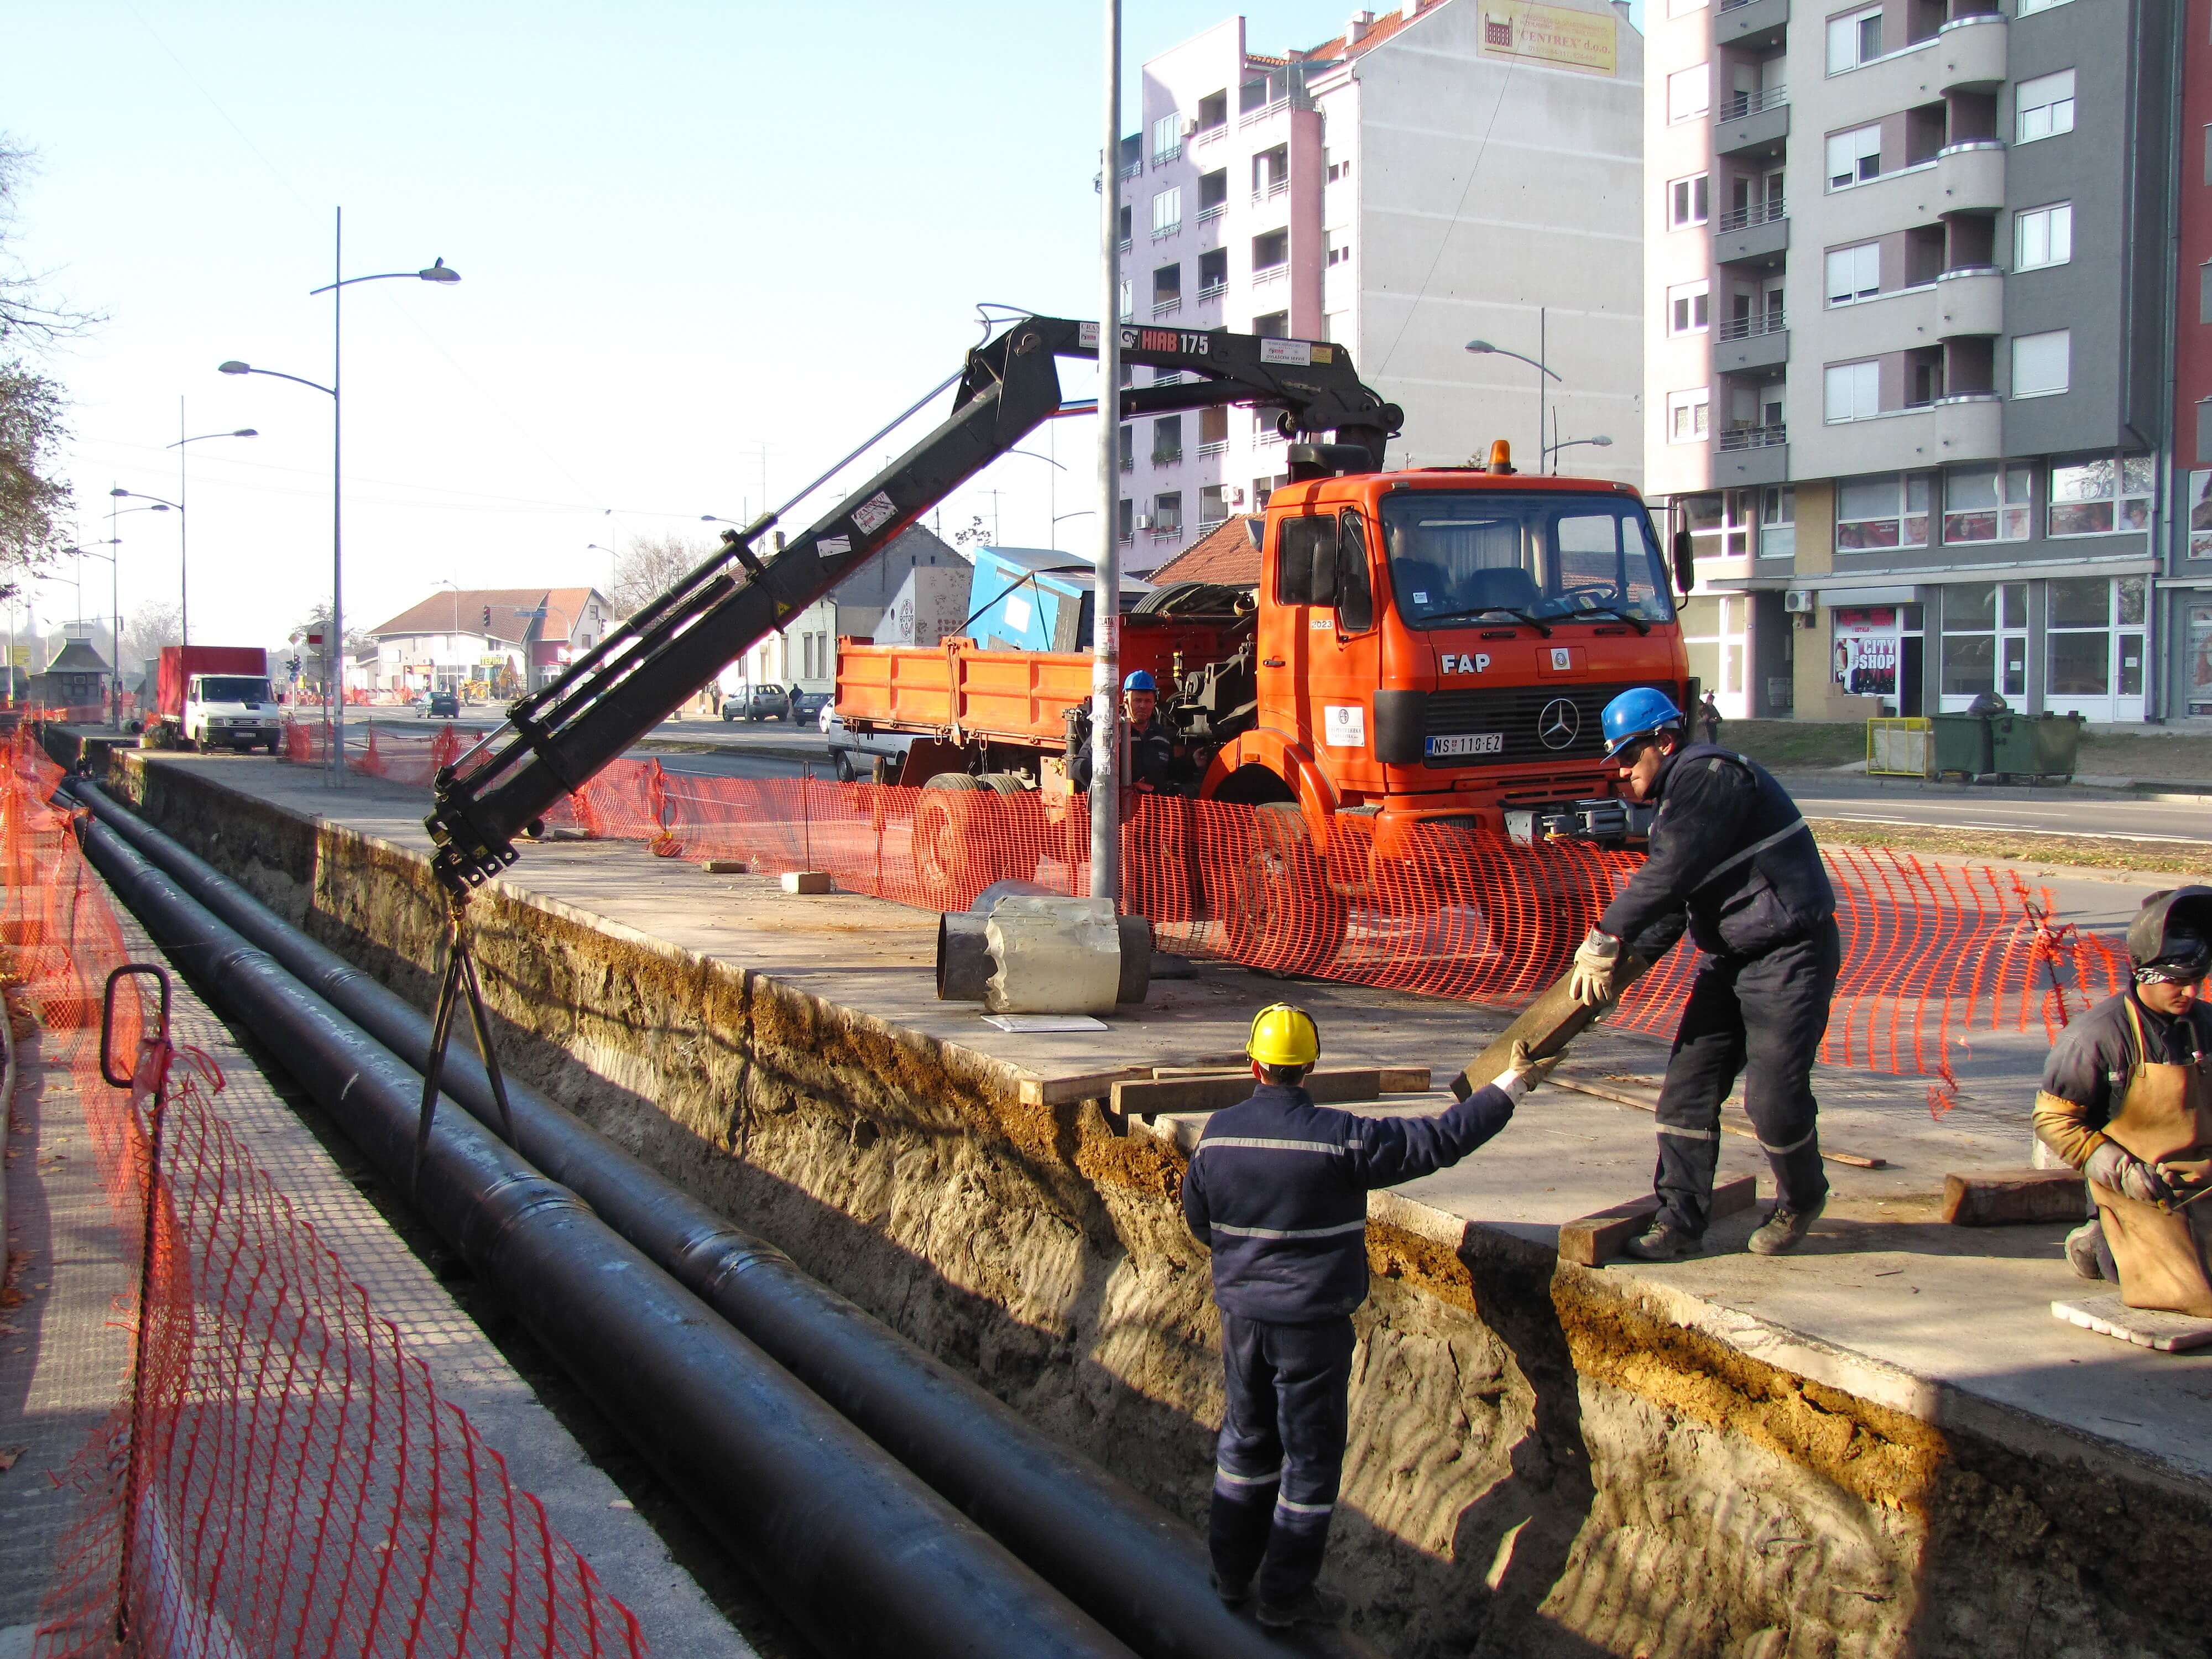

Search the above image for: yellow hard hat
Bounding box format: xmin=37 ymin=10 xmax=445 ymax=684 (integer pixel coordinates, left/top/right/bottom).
xmin=1247 ymin=1003 xmax=1320 ymax=1068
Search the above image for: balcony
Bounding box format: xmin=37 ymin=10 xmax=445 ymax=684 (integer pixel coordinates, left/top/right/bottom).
xmin=1151 ymin=220 xmax=1182 ymax=241
xmin=1152 ymin=139 xmax=1182 ymax=166
xmin=1239 ymin=97 xmax=1289 ymax=128
xmin=1933 ymin=390 xmax=2004 ymax=460
xmin=1718 ymin=0 xmax=1788 ymax=49
xmin=1197 ymin=515 xmax=1229 ymax=536
xmin=1197 ymin=440 xmax=1228 ymax=458
xmin=1936 ymin=10 xmax=2006 ymax=91
xmin=1151 ymin=298 xmax=1182 ymax=319
xmin=1196 ymin=281 xmax=1226 ymax=303
xmin=1717 ymin=425 xmax=1790 ymax=486
xmin=1714 ymin=87 xmax=1790 ymax=160
xmin=1935 ymin=266 xmax=2003 ymax=337
xmin=1715 ymin=311 xmax=1789 ymax=373
xmin=1151 ymin=449 xmax=1184 ymax=467
xmin=1251 ymin=262 xmax=1289 ymax=285
xmin=1196 ymin=203 xmax=1225 ymax=226
xmin=1147 ymin=519 xmax=1183 ymax=539
xmin=1251 ymin=179 xmax=1290 ymax=204
xmin=1714 ymin=199 xmax=1789 ymax=267
xmin=1935 ymin=140 xmax=2005 ymax=212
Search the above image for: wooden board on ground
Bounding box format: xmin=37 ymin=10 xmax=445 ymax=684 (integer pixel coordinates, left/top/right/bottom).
xmin=1018 ymin=1066 xmax=1156 ymax=1107
xmin=1943 ymin=1168 xmax=2086 ymax=1226
xmin=1548 ymin=1070 xmax=1888 ymax=1170
xmin=1448 ymin=955 xmax=1652 ymax=1102
xmin=2052 ymin=1294 xmax=2212 ymax=1353
xmin=1559 ymin=1174 xmax=1758 ymax=1267
xmin=1111 ymin=1067 xmax=1432 ymax=1120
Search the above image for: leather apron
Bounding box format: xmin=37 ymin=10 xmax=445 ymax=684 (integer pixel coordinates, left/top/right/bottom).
xmin=2086 ymin=999 xmax=2212 ymax=1317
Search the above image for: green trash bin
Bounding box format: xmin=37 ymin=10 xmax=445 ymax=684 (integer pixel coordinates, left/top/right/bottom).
xmin=1991 ymin=711 xmax=2082 ymax=780
xmin=1927 ymin=713 xmax=1992 ymax=780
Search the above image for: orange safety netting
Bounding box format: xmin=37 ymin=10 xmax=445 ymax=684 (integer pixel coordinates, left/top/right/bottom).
xmin=1 ymin=732 xmax=644 ymax=1657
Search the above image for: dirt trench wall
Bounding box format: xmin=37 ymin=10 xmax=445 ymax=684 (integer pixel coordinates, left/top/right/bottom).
xmin=112 ymin=756 xmax=2212 ymax=1659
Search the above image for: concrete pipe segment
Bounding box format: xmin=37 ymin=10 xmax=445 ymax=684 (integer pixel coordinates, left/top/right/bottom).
xmin=73 ymin=812 xmax=1136 ymax=1659
xmin=68 ymin=782 xmax=1313 ymax=1659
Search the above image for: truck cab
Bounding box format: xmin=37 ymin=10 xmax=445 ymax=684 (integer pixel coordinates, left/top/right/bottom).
xmin=184 ymin=672 xmax=280 ymax=753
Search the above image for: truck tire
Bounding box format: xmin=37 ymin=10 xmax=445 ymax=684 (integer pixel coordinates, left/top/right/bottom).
xmin=1217 ymin=801 xmax=1346 ymax=975
xmin=911 ymin=773 xmax=1034 ymax=910
xmin=1131 ymin=580 xmax=1244 ymax=617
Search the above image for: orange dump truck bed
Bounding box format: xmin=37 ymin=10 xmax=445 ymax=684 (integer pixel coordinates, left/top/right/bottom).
xmin=837 ymin=620 xmax=1237 ymax=747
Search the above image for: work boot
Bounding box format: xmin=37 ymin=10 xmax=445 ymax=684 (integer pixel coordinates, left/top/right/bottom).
xmin=2064 ymin=1220 xmax=2105 ymax=1281
xmin=1210 ymin=1571 xmax=1252 ymax=1606
xmin=1749 ymin=1195 xmax=1827 ymax=1256
xmin=1256 ymin=1584 xmax=1348 ymax=1629
xmin=1619 ymin=1218 xmax=1704 ymax=1261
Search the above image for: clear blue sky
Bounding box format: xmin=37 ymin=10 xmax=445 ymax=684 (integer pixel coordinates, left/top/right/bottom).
xmin=5 ymin=1 xmax=1636 ymax=652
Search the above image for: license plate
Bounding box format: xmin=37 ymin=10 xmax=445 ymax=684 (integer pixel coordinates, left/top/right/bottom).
xmin=1426 ymin=732 xmax=1504 ymax=758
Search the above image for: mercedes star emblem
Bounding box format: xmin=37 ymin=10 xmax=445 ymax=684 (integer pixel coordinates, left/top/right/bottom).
xmin=1537 ymin=697 xmax=1580 ymax=750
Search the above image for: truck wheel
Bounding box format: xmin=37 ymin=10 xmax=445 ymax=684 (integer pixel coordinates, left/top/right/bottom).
xmin=1216 ymin=802 xmax=1347 ymax=975
xmin=911 ymin=773 xmax=1035 ymax=909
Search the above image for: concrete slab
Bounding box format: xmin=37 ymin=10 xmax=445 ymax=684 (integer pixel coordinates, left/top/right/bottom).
xmin=123 ymin=755 xmax=2212 ymax=1499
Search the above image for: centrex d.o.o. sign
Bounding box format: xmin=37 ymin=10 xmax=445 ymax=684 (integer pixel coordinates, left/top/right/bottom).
xmin=1479 ymin=1 xmax=1618 ymax=75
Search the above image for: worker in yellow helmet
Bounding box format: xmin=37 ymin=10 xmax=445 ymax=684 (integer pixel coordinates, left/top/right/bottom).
xmin=1180 ymin=1003 xmax=1550 ymax=1629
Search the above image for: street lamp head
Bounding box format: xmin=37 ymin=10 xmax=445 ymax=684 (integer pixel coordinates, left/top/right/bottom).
xmin=109 ymin=487 xmax=128 ymax=498
xmin=232 ymin=428 xmax=258 ymax=438
xmin=218 ymin=360 xmax=251 ymax=375
xmin=1464 ymin=340 xmax=1496 ymax=354
xmin=1591 ymin=435 xmax=1614 ymax=447
xmin=419 ymin=258 xmax=461 ymax=284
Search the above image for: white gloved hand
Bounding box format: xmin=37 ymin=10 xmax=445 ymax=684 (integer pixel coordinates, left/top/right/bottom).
xmin=1486 ymin=1040 xmax=1557 ymax=1104
xmin=1567 ymin=930 xmax=1621 ymax=1009
xmin=2084 ymin=1140 xmax=2179 ymax=1210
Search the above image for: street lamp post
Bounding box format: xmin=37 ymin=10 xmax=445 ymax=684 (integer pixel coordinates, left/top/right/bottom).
xmin=1465 ymin=307 xmax=1562 ymax=471
xmin=221 ymin=208 xmax=458 ymax=786
xmin=164 ymin=408 xmax=257 ymax=644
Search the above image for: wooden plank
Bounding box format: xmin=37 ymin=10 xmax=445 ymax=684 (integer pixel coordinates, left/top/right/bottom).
xmin=1112 ymin=1067 xmax=1429 ymax=1119
xmin=1559 ymin=1174 xmax=1758 ymax=1267
xmin=1548 ymin=1073 xmax=1888 ymax=1171
xmin=1018 ymin=1066 xmax=1154 ymax=1107
xmin=1943 ymin=1167 xmax=2087 ymax=1227
xmin=1144 ymin=1064 xmax=1433 ymax=1093
xmin=1447 ymin=954 xmax=1654 ymax=1102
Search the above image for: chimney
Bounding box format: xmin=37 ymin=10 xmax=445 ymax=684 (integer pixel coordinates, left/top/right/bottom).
xmin=1347 ymin=9 xmax=1375 ymax=43
xmin=1610 ymin=0 xmax=1631 ymax=19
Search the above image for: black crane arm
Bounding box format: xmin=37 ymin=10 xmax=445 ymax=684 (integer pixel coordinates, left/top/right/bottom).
xmin=423 ymin=314 xmax=1401 ymax=894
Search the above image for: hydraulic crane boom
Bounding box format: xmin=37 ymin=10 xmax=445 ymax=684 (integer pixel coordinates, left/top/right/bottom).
xmin=424 ymin=314 xmax=1402 ymax=893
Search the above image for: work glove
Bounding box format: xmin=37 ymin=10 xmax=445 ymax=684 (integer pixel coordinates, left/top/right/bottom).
xmin=1567 ymin=930 xmax=1621 ymax=1009
xmin=2084 ymin=1140 xmax=2179 ymax=1211
xmin=1486 ymin=1039 xmax=1558 ymax=1104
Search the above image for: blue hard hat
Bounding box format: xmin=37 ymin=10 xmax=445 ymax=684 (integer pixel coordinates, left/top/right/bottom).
xmin=1600 ymin=687 xmax=1684 ymax=760
xmin=1123 ymin=670 xmax=1157 ymax=692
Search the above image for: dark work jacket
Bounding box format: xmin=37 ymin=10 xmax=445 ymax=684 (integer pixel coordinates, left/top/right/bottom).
xmin=1066 ymin=712 xmax=1179 ymax=794
xmin=2041 ymin=988 xmax=2212 ymax=1126
xmin=1597 ymin=743 xmax=1835 ymax=961
xmin=1180 ymin=1082 xmax=1516 ymax=1322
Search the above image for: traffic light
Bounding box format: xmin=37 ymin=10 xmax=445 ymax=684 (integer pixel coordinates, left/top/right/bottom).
xmin=482 ymin=604 xmax=492 ymax=629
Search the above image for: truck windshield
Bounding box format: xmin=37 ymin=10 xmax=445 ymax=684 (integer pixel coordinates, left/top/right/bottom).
xmin=1379 ymin=493 xmax=1674 ymax=629
xmin=197 ymin=677 xmax=273 ymax=703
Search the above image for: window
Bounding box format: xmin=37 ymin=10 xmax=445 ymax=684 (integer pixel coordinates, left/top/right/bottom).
xmin=2014 ymin=203 xmax=2073 ymax=272
xmin=1152 ymin=263 xmax=1181 ymax=307
xmin=1253 ymin=310 xmax=1288 ymax=338
xmin=1196 ymin=90 xmax=1227 ymax=133
xmin=1153 ymin=492 xmax=1182 ymax=535
xmin=1685 ymin=491 xmax=1751 ymax=557
xmin=1253 ymin=145 xmax=1288 ymax=197
xmin=1379 ymin=494 xmax=1675 ymax=629
xmin=1199 ymin=406 xmax=1228 ymax=452
xmin=1252 ymin=229 xmax=1288 ymax=272
xmin=1940 ymin=583 xmax=1999 ymax=696
xmin=1759 ymin=487 xmax=1797 ymax=558
xmin=1667 ymin=388 xmax=1710 ymax=444
xmin=1118 ymin=424 xmax=1134 ymax=470
xmin=1669 ymin=173 xmax=1710 ymax=228
xmin=1152 ymin=112 xmax=1182 ymax=163
xmin=2200 ymin=260 xmax=2211 ymax=326
xmin=1825 ymin=360 xmax=1881 ymax=423
xmin=1118 ymin=497 xmax=1134 ymax=541
xmin=2046 ymin=577 xmax=2145 ymax=698
xmin=1326 ymin=155 xmax=1352 ymax=183
xmin=1197 ymin=247 xmax=1227 ymax=296
xmin=1199 ymin=484 xmax=1229 ymax=527
xmin=1117 ymin=205 xmax=1132 ymax=247
xmin=1667 ymin=280 xmax=1710 ymax=335
xmin=1326 ymin=231 xmax=1352 ymax=267
xmin=1828 ymin=5 xmax=1883 ymax=71
xmin=1151 ymin=187 xmax=1182 ymax=237
xmin=1667 ymin=65 xmax=1710 ymax=124
xmin=1198 ymin=168 xmax=1228 ymax=215
xmin=1253 ymin=474 xmax=1287 ymax=507
xmin=1118 ymin=277 xmax=1133 ymax=321
xmin=1942 ymin=464 xmax=2033 ymax=542
xmin=2016 ymin=70 xmax=2075 ymax=143
xmin=2011 ymin=329 xmax=2070 ymax=398
xmin=1825 ymin=242 xmax=1881 ymax=306
xmin=1827 ymin=126 xmax=1882 ymax=190
xmin=1837 ymin=474 xmax=1932 ymax=549
xmin=1152 ymin=415 xmax=1183 ymax=465
xmin=2048 ymin=454 xmax=2154 ymax=536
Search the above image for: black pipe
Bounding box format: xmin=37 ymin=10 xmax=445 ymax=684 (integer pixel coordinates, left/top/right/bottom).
xmin=70 ymin=782 xmax=1309 ymax=1659
xmin=75 ymin=815 xmax=1135 ymax=1659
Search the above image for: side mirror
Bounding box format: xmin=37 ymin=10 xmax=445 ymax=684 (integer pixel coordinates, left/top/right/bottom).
xmin=1672 ymin=526 xmax=1695 ymax=597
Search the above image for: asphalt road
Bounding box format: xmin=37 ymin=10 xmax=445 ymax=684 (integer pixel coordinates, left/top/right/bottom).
xmin=1775 ymin=772 xmax=2211 ymax=843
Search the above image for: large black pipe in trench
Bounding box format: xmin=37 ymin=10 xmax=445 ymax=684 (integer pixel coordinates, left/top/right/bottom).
xmin=70 ymin=782 xmax=1312 ymax=1659
xmin=75 ymin=815 xmax=1136 ymax=1659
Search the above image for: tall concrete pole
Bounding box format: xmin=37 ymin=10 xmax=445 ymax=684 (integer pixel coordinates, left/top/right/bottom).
xmin=331 ymin=205 xmax=346 ymax=788
xmin=1090 ymin=0 xmax=1123 ymax=905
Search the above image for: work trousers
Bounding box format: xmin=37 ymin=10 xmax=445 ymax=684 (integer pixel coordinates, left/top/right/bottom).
xmin=1652 ymin=917 xmax=1840 ymax=1235
xmin=1208 ymin=1311 xmax=1356 ymax=1605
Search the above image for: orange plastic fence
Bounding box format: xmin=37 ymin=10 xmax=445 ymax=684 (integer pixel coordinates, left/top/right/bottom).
xmin=1 ymin=733 xmax=644 ymax=1657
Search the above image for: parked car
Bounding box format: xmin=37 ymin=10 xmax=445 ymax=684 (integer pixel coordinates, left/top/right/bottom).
xmin=728 ymin=684 xmax=790 ymax=722
xmin=422 ymin=691 xmax=460 ymax=719
xmin=821 ymin=706 xmax=914 ymax=784
xmin=788 ymin=688 xmax=830 ymax=723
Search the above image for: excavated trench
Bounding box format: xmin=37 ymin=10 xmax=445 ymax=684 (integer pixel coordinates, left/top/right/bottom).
xmin=103 ymin=751 xmax=2212 ymax=1659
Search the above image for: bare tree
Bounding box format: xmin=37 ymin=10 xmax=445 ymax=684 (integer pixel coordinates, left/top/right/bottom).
xmin=121 ymin=599 xmax=182 ymax=670
xmin=0 ymin=137 xmax=95 ymax=577
xmin=611 ymin=531 xmax=705 ymax=617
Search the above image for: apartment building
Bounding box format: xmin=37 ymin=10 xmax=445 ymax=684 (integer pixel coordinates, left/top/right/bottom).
xmin=1120 ymin=0 xmax=1644 ymax=574
xmin=1646 ymin=0 xmax=2190 ymax=724
xmin=2177 ymin=0 xmax=2212 ymax=717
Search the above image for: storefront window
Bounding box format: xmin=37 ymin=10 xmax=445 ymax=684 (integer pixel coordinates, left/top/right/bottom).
xmin=2189 ymin=602 xmax=2212 ymax=717
xmin=2048 ymin=455 xmax=2154 ymax=538
xmin=1836 ymin=474 xmax=1931 ymax=550
xmin=1941 ymin=464 xmax=2033 ymax=544
xmin=1939 ymin=583 xmax=1996 ymax=696
xmin=2044 ymin=576 xmax=2139 ymax=699
xmin=2047 ymin=632 xmax=2108 ymax=695
xmin=2189 ymin=471 xmax=2212 ymax=562
xmin=1831 ymin=606 xmax=1900 ymax=698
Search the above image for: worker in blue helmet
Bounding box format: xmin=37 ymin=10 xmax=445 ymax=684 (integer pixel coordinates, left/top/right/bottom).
xmin=1068 ymin=669 xmax=1187 ymax=795
xmin=1571 ymin=687 xmax=1840 ymax=1260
